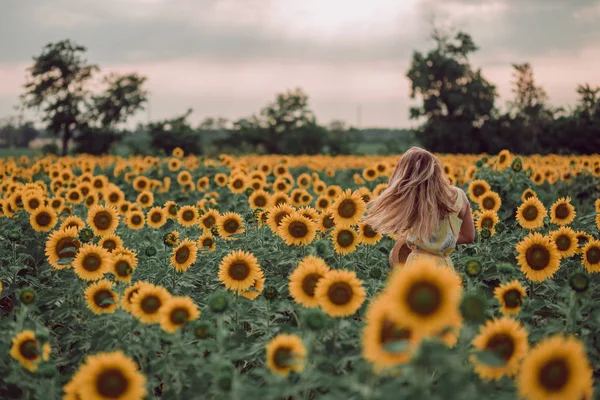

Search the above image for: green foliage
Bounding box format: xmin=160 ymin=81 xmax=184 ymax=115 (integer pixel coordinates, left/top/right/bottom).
xmin=147 ymin=109 xmax=203 ymax=155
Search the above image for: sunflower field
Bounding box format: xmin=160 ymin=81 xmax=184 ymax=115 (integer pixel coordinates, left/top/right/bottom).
xmin=0 ymin=149 xmax=599 ymax=400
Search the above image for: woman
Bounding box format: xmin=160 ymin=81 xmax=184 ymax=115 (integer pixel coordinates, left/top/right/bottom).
xmin=364 ymin=147 xmax=475 ymax=269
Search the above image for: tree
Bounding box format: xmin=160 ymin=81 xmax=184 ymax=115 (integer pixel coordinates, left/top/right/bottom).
xmin=575 ymin=83 xmax=600 ymax=120
xmin=90 ymin=73 xmax=148 ymax=128
xmin=406 ymin=29 xmax=497 ymax=153
xmin=21 ymin=40 xmax=98 ymax=156
xmin=147 ymin=109 xmax=203 ymax=155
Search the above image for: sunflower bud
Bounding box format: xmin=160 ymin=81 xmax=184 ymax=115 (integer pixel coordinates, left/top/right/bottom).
xmin=211 ymin=225 xmax=220 ymax=238
xmin=244 ymin=211 xmax=256 ymax=224
xmin=244 ymin=188 xmax=254 ymax=197
xmin=78 ymin=227 xmax=94 ymax=243
xmin=194 ymin=321 xmax=212 ymax=339
xmin=264 ymin=286 xmax=278 ymax=301
xmin=494 ymin=222 xmax=505 ymax=234
xmin=480 ymin=228 xmax=492 ymax=240
xmin=7 ymin=230 xmax=21 ymax=241
xmin=144 ymin=246 xmax=157 ymax=257
xmin=569 ymin=272 xmax=589 ymax=293
xmin=497 ymin=263 xmax=516 ymax=274
xmin=464 ymin=259 xmax=483 ymax=277
xmin=460 ymin=292 xmax=487 ymax=323
xmin=18 ymin=287 xmax=37 ymax=305
xmin=303 ymin=308 xmax=327 ymax=331
xmin=511 ymin=158 xmax=522 ymax=172
xmin=208 ymin=292 xmax=229 ymax=313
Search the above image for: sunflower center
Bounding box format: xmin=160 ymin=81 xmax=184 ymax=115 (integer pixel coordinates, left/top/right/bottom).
xmin=168 ymin=205 xmax=178 ymax=215
xmin=254 ymin=196 xmax=267 ymax=207
xmin=141 ymin=295 xmax=161 ymax=314
xmin=229 ymin=261 xmax=250 ymax=280
xmin=499 ymin=154 xmax=506 ymax=163
xmin=481 ymin=217 xmax=493 ymax=229
xmin=233 ymin=179 xmax=243 ymax=189
xmin=277 ymin=183 xmax=286 ymax=191
xmin=182 ymin=210 xmax=195 ymax=221
xmin=131 ymin=215 xmax=142 ymax=225
xmin=140 ymin=195 xmax=149 ymax=204
xmin=485 ymin=333 xmax=515 ymax=362
xmin=83 ymin=254 xmax=102 ymax=272
xmin=473 ymin=185 xmax=485 ymax=197
xmin=126 ymin=288 xmax=140 ymax=303
xmin=327 ymin=282 xmax=353 ymax=305
xmin=28 ymin=198 xmax=40 ymax=209
xmin=363 ymin=225 xmax=377 ymax=238
xmin=273 ymin=347 xmax=293 ymax=369
xmin=502 ymin=289 xmax=522 ymax=309
xmin=19 ymin=339 xmax=39 ymax=360
xmin=175 ymin=246 xmax=191 ymax=263
xmin=274 ymin=197 xmax=286 ymax=206
xmin=289 ymin=221 xmax=309 ymax=238
xmin=555 ymin=235 xmax=571 ymax=251
xmin=482 ymin=197 xmax=496 ymax=210
xmin=223 ymin=219 xmax=239 ymax=233
xmin=170 ymin=307 xmax=190 ymax=325
xmin=103 ymin=240 xmax=117 ymax=251
xmin=525 ymin=244 xmax=551 ymax=271
xmin=115 ymin=261 xmax=131 ymax=277
xmin=202 ymin=238 xmax=213 ymax=248
xmin=323 ymin=215 xmax=335 ymax=229
xmin=336 ymin=230 xmax=355 ymax=248
xmin=380 ymin=319 xmax=411 ymax=349
xmin=151 ymin=212 xmax=162 ymax=222
xmin=538 ymin=359 xmax=569 ymax=392
xmin=94 ymin=211 xmax=112 ymax=230
xmin=51 ymin=200 xmax=61 ymax=208
xmin=367 ymin=169 xmax=375 ymax=177
xmin=585 ymin=246 xmax=600 ymax=264
xmin=275 ymin=212 xmax=290 ymax=226
xmin=203 ymin=216 xmax=216 ymax=228
xmin=301 ymin=273 xmax=322 ymax=297
xmin=69 ymin=192 xmax=80 ymax=200
xmin=554 ymin=204 xmax=570 ymax=220
xmin=524 ymin=191 xmax=534 ymax=200
xmin=406 ymin=282 xmax=441 ymax=316
xmin=577 ymin=235 xmax=589 ymax=246
xmin=109 ymin=193 xmax=119 ymax=203
xmin=36 ymin=212 xmax=52 ymax=227
xmin=94 ymin=290 xmax=115 ymax=308
xmin=523 ymin=205 xmax=538 ymax=221
xmin=97 ymin=369 xmax=129 ymax=398
xmin=55 ymin=237 xmax=79 ymax=259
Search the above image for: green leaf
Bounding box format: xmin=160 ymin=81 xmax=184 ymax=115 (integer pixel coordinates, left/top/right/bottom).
xmin=474 ymin=350 xmax=505 ymax=367
xmin=99 ymin=298 xmax=115 ymax=306
xmin=59 ymin=247 xmax=77 ymax=256
xmin=383 ymin=340 xmax=410 ymax=353
xmin=56 ymin=257 xmax=74 ymax=265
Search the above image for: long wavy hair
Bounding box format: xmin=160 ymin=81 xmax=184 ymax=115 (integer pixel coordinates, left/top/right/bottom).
xmin=363 ymin=147 xmax=459 ymax=242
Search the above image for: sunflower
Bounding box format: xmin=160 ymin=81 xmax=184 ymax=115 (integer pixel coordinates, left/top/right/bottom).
xmin=177 ymin=170 xmax=192 ymax=185
xmin=121 ymin=281 xmax=152 ymax=313
xmin=199 ymin=209 xmax=219 ymax=231
xmin=9 ymin=330 xmax=51 ymax=372
xmin=517 ymin=335 xmax=592 ymax=400
xmin=22 ymin=193 xmax=44 ymax=213
xmin=372 ymin=183 xmax=388 ymax=198
xmin=73 ymin=244 xmax=111 ymax=281
xmin=330 ymin=189 xmax=366 ymax=228
xmin=87 ymin=205 xmax=119 ymax=236
xmin=146 ymin=206 xmax=167 ymax=228
xmin=494 ymin=280 xmax=527 ymax=315
xmin=163 ymin=200 xmax=179 ymax=219
xmin=177 ymin=205 xmax=199 ymax=227
xmin=136 ymin=190 xmax=154 ymax=209
xmin=549 ymin=197 xmax=576 ymax=226
xmin=73 ymin=351 xmax=147 ymax=400
xmin=45 ymin=227 xmax=81 ymax=269
xmin=216 ymin=212 xmax=245 ymax=240
xmin=110 ymin=254 xmax=138 ymax=283
xmin=227 ymin=174 xmax=247 ymax=194
xmin=49 ymin=196 xmax=65 ymax=211
xmin=318 ymin=211 xmax=336 ymax=232
xmin=331 ymin=226 xmax=359 ymax=255
xmin=265 ymin=334 xmax=306 ymax=376
xmin=474 ymin=210 xmax=499 ymax=235
xmin=521 ymin=188 xmax=537 ymax=202
xmin=478 ymin=191 xmax=502 ymax=213
xmin=29 ymin=205 xmax=57 ymax=232
xmin=362 ymin=167 xmax=378 ymax=181
xmin=132 ymin=176 xmax=151 ymax=192
xmin=358 ymin=222 xmax=382 ymax=245
xmin=471 ymin=317 xmax=529 ymax=380
xmin=130 ymin=284 xmax=172 ymax=324
xmin=288 ymin=256 xmax=330 ymax=308
xmin=240 ymin=272 xmax=265 ymax=300
xmin=383 ymin=259 xmax=462 ymax=335
xmin=362 ymin=295 xmax=421 ymax=371
xmin=314 ymin=269 xmax=366 ymax=317
xmin=516 ymin=233 xmax=561 ymax=282
xmin=168 ymin=158 xmax=182 ymax=172
xmin=96 ymin=234 xmax=121 ymax=254
xmin=314 ymin=195 xmax=330 ymax=212
xmin=218 ymin=249 xmax=262 ymax=292
xmin=163 ymin=231 xmax=180 ymax=247
xmin=214 ymin=173 xmax=228 ymax=187
xmin=581 ymin=239 xmax=600 ymax=273
xmin=170 ymin=239 xmax=198 ymax=272
xmin=516 ymin=197 xmax=547 ymax=230
xmin=575 ymin=231 xmax=593 ymax=250
xmin=159 ymin=296 xmax=200 ymax=333
xmin=198 ymin=233 xmax=216 ymax=253
xmin=248 ymin=189 xmax=270 ymax=210
xmin=59 ymin=215 xmax=86 ymax=232
xmin=298 ymin=206 xmax=319 ymax=223
xmin=104 ymin=185 xmax=124 ymax=207
xmin=84 ymin=279 xmax=119 ymax=314
xmin=278 ymin=213 xmax=317 ymax=247
xmin=468 ymin=179 xmax=491 ymax=202
xmin=125 ymin=210 xmax=145 ymax=230
xmin=271 ymin=192 xmax=291 ymax=208
xmin=66 ymin=188 xmax=83 ymax=204
xmin=549 ymin=227 xmax=578 ymax=258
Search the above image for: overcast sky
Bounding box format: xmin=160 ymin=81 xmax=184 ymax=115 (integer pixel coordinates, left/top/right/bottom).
xmin=1 ymin=0 xmax=599 ymax=128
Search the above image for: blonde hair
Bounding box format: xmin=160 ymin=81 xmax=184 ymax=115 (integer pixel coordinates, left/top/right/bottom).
xmin=363 ymin=147 xmax=460 ymax=242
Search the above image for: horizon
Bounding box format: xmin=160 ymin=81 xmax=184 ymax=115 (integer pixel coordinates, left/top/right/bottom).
xmin=1 ymin=0 xmax=600 ymax=129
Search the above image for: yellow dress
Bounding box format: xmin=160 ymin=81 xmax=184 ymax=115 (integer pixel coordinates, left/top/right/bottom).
xmin=405 ymin=187 xmax=463 ymax=269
